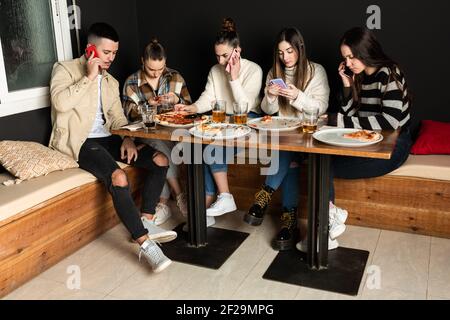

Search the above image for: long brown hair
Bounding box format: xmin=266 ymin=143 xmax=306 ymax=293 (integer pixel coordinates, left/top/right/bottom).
xmin=273 ymin=27 xmax=314 ymax=114
xmin=340 ymin=27 xmax=409 ymax=104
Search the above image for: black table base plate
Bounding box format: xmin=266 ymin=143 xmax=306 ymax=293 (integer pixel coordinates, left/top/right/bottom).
xmin=163 ymin=224 xmax=250 ymax=270
xmin=263 ymin=247 xmax=369 ymax=296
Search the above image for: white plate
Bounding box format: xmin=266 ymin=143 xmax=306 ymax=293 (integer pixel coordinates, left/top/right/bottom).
xmin=313 ymin=128 xmax=384 ymax=147
xmin=247 ymin=116 xmax=302 ymax=132
xmin=189 ymin=123 xmax=252 ymax=140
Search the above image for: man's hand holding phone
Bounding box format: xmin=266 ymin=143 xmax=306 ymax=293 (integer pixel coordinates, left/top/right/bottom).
xmin=86 ymin=45 xmax=102 ymax=81
xmin=338 ymin=61 xmax=354 ymax=87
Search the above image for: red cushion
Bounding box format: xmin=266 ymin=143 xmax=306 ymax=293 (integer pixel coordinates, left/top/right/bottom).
xmin=410 ymin=120 xmax=450 ymax=155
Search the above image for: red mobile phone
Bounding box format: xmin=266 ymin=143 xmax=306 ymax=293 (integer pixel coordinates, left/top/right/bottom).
xmin=85 ymin=44 xmax=99 ymax=59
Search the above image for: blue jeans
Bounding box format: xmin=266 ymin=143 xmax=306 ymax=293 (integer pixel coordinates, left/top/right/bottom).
xmin=265 ymin=151 xmax=302 ymax=210
xmin=204 ymin=111 xmax=261 ymax=196
xmin=330 ymin=128 xmax=412 ymax=201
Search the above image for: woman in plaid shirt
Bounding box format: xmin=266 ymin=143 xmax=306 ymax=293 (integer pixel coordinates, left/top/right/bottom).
xmin=123 ymin=39 xmax=192 ymax=226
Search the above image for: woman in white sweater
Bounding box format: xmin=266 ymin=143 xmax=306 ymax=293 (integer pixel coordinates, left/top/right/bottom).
xmin=176 ymin=18 xmax=263 ymax=226
xmin=243 ymin=27 xmax=331 ymax=251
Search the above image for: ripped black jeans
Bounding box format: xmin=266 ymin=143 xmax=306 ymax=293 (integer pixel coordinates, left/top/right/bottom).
xmin=78 ymin=135 xmax=168 ymax=240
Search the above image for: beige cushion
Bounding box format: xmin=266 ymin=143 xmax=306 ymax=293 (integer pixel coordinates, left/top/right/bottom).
xmin=389 ymin=155 xmax=450 ymax=181
xmin=0 ymin=162 xmax=128 ymax=224
xmin=0 ymin=141 xmax=79 ymax=185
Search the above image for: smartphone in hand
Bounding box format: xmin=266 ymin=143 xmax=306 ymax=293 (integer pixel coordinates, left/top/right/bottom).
xmin=226 ymin=49 xmax=239 ymax=73
xmin=269 ymin=78 xmax=288 ymax=89
xmin=343 ymin=65 xmax=354 ymax=77
xmin=85 ymin=44 xmax=99 ymax=59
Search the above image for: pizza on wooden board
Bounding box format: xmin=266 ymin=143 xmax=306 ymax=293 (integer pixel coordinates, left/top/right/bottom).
xmin=343 ymin=130 xmax=381 ymax=142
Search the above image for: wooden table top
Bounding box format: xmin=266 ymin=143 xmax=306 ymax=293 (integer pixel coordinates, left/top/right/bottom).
xmin=112 ymin=126 xmax=399 ymax=160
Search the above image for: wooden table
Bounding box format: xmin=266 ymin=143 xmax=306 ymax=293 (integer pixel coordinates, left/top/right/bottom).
xmin=112 ymin=126 xmax=399 ymax=295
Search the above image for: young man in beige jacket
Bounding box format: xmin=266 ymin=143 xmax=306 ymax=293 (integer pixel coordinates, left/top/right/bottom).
xmin=49 ymin=23 xmax=175 ymax=273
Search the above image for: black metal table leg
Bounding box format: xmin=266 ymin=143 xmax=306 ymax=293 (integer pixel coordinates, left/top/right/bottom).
xmin=162 ymin=142 xmax=249 ymax=269
xmin=263 ymin=153 xmax=370 ymax=296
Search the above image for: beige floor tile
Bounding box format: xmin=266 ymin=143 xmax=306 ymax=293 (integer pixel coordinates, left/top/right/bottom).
xmin=295 ymin=287 xmax=360 ymax=300
xmin=40 ymin=232 xmax=118 ymax=283
xmin=2 ymin=276 xmax=60 ymax=300
xmin=109 ymin=261 xmax=195 ymax=300
xmin=427 ymin=295 xmax=449 ymax=300
xmin=428 ymin=237 xmax=450 ymax=299
xmin=338 ymin=225 xmax=380 ymax=253
xmin=371 ymin=230 xmax=430 ymax=294
xmin=167 ymin=231 xmax=270 ymax=300
xmin=42 ymin=283 xmax=105 ymax=300
xmin=75 ymin=244 xmax=141 ymax=294
xmin=362 ymin=287 xmax=426 ymax=300
xmin=233 ymin=250 xmax=301 ymax=300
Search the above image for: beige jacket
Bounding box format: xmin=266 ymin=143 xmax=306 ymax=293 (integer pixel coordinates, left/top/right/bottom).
xmin=49 ymin=56 xmax=128 ymax=160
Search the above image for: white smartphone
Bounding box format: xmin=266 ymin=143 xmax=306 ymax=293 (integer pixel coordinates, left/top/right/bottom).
xmin=226 ymin=49 xmax=239 ymax=73
xmin=269 ymin=78 xmax=288 ymax=89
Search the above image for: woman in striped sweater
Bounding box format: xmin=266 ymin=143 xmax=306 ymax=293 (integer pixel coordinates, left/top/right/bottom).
xmin=329 ymin=27 xmax=413 ymax=228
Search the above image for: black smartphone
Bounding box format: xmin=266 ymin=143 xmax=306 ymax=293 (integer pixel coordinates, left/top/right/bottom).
xmin=343 ymin=64 xmax=354 ymax=77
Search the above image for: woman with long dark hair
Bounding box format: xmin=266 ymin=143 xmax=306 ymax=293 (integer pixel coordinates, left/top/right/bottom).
xmin=324 ymin=27 xmax=412 ymax=247
xmin=244 ymin=27 xmax=330 ymax=251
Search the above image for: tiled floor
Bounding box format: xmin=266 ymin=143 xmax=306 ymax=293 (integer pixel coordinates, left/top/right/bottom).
xmin=3 ymin=204 xmax=450 ymax=300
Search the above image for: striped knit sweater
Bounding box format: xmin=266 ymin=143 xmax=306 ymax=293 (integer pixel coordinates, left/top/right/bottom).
xmin=337 ymin=66 xmax=410 ymax=130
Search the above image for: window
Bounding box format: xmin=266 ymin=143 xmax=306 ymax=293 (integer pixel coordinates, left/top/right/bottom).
xmin=0 ymin=0 xmax=72 ymax=117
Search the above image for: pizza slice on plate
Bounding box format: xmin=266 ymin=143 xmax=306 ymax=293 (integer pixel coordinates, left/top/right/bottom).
xmin=343 ymin=130 xmax=381 ymax=142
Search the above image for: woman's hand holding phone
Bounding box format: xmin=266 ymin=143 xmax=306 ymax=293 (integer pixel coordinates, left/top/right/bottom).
xmin=338 ymin=61 xmax=354 ymax=87
xmin=267 ymin=82 xmax=282 ymax=99
xmin=279 ymin=84 xmax=300 ymax=101
xmin=226 ymin=48 xmax=241 ymax=81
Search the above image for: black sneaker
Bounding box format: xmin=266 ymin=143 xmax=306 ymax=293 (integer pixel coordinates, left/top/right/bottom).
xmin=244 ymin=185 xmax=275 ymax=226
xmin=272 ymin=207 xmax=299 ymax=251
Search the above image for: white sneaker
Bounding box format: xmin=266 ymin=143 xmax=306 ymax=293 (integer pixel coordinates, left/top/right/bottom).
xmin=139 ymin=239 xmax=172 ymax=273
xmin=296 ymin=238 xmax=339 ymax=253
xmin=153 ymin=203 xmax=172 ymax=226
xmin=141 ymin=217 xmax=177 ymax=243
xmin=182 ymin=216 xmax=215 ymax=232
xmin=330 ymin=203 xmax=348 ymax=224
xmin=206 ymin=193 xmax=237 ymax=217
xmin=176 ymin=193 xmax=188 ymax=217
xmin=329 ymin=213 xmax=346 ymax=240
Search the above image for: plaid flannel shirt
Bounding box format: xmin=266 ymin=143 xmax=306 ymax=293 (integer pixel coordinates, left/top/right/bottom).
xmin=122 ymin=68 xmax=192 ymax=122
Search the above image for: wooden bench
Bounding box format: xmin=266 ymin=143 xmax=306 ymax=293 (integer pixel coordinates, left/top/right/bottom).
xmin=228 ymin=154 xmax=450 ymax=239
xmin=0 ymin=165 xmax=143 ymax=298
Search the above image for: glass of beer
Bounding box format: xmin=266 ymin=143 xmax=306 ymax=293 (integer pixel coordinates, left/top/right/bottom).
xmin=302 ymin=106 xmax=319 ymax=133
xmin=233 ymin=102 xmax=248 ymax=125
xmin=141 ymin=104 xmax=157 ymax=131
xmin=212 ymin=100 xmax=226 ymax=123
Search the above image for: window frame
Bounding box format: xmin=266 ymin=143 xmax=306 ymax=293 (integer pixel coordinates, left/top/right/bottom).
xmin=0 ymin=0 xmax=73 ymax=117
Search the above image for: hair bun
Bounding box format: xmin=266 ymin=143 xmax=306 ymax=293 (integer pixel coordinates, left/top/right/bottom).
xmin=222 ymin=18 xmax=236 ymax=33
